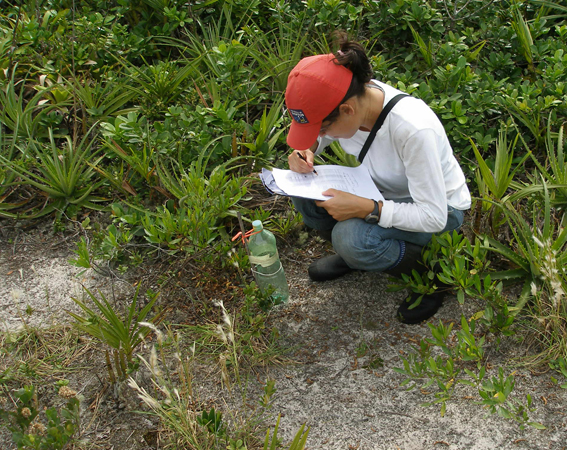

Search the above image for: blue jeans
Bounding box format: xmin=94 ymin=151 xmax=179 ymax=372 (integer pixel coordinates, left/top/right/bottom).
xmin=292 ymin=197 xmax=465 ymax=272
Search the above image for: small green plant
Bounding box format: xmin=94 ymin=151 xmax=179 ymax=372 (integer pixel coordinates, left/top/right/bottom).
xmin=395 ymin=319 xmax=467 ymax=416
xmin=246 ymin=19 xmax=309 ymax=92
xmin=477 ymin=368 xmax=545 ymax=429
xmin=263 ymin=415 xmax=309 ymax=450
xmin=395 ymin=316 xmax=544 ymax=428
xmin=268 ymin=208 xmax=303 ymax=237
xmin=549 ymin=357 xmax=567 ymax=388
xmin=67 ymin=285 xmax=164 ymax=382
xmin=0 ymin=384 xmax=80 ymax=450
xmin=70 ymin=74 xmax=137 ymax=124
xmin=509 ymin=0 xmax=535 ymax=73
xmin=258 ymin=379 xmax=277 ymax=409
xmin=388 ymin=231 xmax=498 ymax=311
xmin=409 ymin=24 xmax=434 ymax=68
xmin=317 ymin=140 xmax=360 ymax=167
xmin=0 ymin=68 xmax=61 ymax=139
xmin=475 ymin=301 xmax=515 ymax=337
xmin=197 ymin=407 xmax=225 ymax=436
xmin=0 ymin=119 xmax=20 ymax=213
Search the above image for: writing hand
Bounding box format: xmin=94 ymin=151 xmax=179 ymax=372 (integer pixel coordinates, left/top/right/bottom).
xmin=288 ymin=150 xmax=315 ymax=173
xmin=315 ymin=189 xmax=376 ymax=222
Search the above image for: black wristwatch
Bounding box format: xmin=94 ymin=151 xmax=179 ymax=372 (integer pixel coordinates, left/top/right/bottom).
xmin=364 ymin=200 xmax=381 ymax=224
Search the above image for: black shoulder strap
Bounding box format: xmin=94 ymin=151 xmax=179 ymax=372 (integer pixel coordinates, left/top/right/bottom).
xmin=358 ymin=93 xmax=410 ymax=163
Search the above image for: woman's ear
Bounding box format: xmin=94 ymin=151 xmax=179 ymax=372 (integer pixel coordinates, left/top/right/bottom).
xmin=339 ymin=102 xmax=356 ymax=116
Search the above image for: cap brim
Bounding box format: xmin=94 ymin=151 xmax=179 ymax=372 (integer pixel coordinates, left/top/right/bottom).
xmin=287 ymin=120 xmax=321 ymax=150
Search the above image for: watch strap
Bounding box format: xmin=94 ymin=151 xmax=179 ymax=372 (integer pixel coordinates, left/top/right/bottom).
xmin=365 ymin=200 xmax=381 ymax=223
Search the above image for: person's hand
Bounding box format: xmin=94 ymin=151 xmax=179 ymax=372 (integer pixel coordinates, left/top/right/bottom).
xmin=315 ymin=189 xmax=376 ymax=222
xmin=288 ymin=149 xmax=315 ymax=173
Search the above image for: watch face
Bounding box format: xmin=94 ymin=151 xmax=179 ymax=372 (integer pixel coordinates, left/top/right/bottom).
xmin=365 ymin=214 xmax=379 ymax=224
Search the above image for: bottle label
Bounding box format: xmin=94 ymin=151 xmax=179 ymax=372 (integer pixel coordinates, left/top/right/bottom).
xmin=249 ymin=251 xmax=279 ymax=267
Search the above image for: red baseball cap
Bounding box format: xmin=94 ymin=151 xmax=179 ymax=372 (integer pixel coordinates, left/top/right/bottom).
xmin=286 ymin=54 xmax=353 ymax=150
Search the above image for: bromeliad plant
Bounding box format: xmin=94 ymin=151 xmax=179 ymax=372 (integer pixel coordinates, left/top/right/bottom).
xmin=240 ymin=95 xmax=287 ymax=166
xmin=70 ymin=74 xmax=137 ymax=128
xmin=0 ymin=68 xmax=62 ymax=139
xmin=0 ymin=120 xmax=20 ymax=215
xmin=118 ymin=57 xmax=198 ymax=119
xmin=471 ymin=125 xmax=531 ymax=236
xmin=508 ymin=121 xmax=567 ymax=213
xmin=246 ymin=18 xmax=310 ymax=93
xmin=0 ymin=127 xmax=105 ymax=219
xmin=483 ymin=181 xmax=567 ymax=317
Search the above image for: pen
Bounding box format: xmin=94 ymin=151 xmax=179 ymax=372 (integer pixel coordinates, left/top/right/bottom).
xmin=297 ymin=152 xmax=318 ymax=175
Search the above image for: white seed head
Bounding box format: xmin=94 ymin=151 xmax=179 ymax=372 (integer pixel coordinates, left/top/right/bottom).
xmin=222 ymin=310 xmax=232 ymax=328
xmin=216 ymin=324 xmax=228 ymax=344
xmin=139 ymin=322 xmax=164 ymax=345
xmin=533 ymin=235 xmax=544 ymax=248
xmin=149 ymin=346 xmax=161 ymax=376
xmin=128 ymin=377 xmax=161 ymax=410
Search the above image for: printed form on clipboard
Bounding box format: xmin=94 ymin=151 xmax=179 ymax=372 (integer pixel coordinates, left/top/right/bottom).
xmin=260 ymin=165 xmax=385 ymax=202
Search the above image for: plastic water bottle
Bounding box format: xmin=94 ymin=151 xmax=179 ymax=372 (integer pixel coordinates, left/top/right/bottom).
xmin=247 ymin=220 xmax=289 ymax=305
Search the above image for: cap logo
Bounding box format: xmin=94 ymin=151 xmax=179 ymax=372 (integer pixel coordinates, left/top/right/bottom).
xmin=289 ymin=109 xmax=309 ymax=124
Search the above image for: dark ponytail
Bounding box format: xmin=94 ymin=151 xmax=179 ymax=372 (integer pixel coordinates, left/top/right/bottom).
xmin=323 ymin=31 xmax=373 ymax=124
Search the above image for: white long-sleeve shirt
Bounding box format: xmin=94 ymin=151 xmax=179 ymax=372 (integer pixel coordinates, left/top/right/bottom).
xmin=315 ymin=80 xmax=471 ymax=233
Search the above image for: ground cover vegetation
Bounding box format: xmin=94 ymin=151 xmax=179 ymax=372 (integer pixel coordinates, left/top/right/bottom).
xmin=0 ymin=0 xmax=566 ymax=448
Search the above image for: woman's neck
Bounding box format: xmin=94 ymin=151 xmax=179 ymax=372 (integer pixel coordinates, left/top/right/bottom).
xmin=358 ymin=87 xmax=384 ymax=132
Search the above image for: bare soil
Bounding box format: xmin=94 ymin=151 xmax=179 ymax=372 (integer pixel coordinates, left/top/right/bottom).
xmin=1 ymin=218 xmax=566 ymax=450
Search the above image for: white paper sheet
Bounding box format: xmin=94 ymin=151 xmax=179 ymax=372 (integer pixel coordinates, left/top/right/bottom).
xmin=270 ymin=165 xmax=384 ymax=202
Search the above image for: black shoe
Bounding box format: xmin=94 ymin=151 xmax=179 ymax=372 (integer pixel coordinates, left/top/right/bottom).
xmin=383 ymin=241 xmax=425 ymax=277
xmin=308 ymin=254 xmax=353 ymax=281
xmin=317 ymin=229 xmax=333 ymax=242
xmin=385 ymin=241 xmax=447 ymax=324
xmin=397 ymin=291 xmax=444 ymax=324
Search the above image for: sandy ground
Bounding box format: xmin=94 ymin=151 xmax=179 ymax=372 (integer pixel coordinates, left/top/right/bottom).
xmin=266 ymin=262 xmax=567 ymax=450
xmin=0 ymin=223 xmax=135 ymax=333
xmin=1 ymin=222 xmax=566 ymax=449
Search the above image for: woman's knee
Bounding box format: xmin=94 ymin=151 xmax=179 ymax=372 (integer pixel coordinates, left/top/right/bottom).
xmin=332 ymin=220 xmax=375 ymax=263
xmin=292 ymin=197 xmax=336 ymax=231
xmin=331 ymin=220 xmax=402 ymax=271
xmin=291 ymin=197 xmax=314 ymax=216
xmin=441 ymin=206 xmax=465 ymax=234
